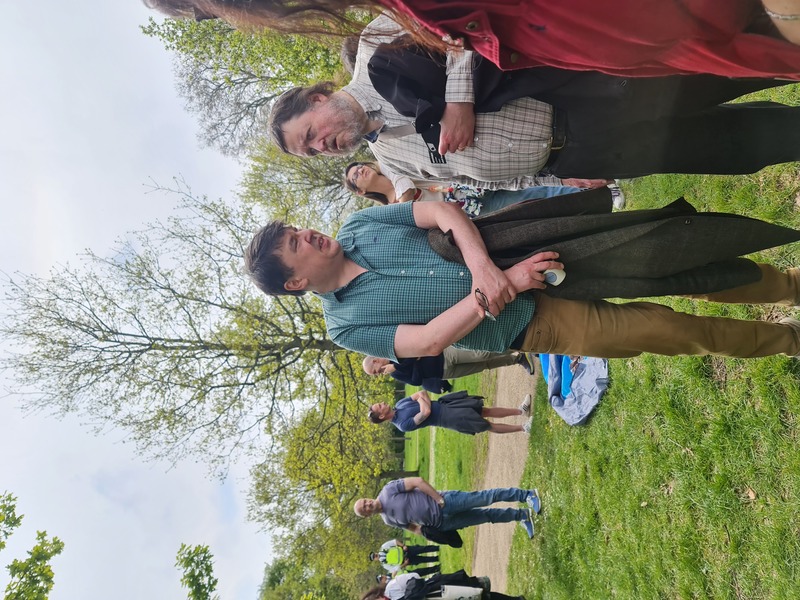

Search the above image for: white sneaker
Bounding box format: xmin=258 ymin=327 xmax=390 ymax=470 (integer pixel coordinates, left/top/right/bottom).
xmin=519 ymin=393 xmax=532 ymax=416
xmin=608 ymin=180 xmax=626 ymax=210
xmin=522 ymin=417 xmax=533 ymax=433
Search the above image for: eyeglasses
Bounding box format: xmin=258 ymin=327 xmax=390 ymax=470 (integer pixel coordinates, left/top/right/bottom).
xmin=474 ymin=288 xmax=496 ymax=321
xmin=347 ymin=164 xmax=365 ymax=192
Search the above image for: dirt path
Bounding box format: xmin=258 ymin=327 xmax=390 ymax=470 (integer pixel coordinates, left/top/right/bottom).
xmin=471 ymin=364 xmax=539 ymax=591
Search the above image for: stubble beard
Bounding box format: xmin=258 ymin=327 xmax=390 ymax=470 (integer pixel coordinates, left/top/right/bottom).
xmin=327 ymin=93 xmax=368 ymax=155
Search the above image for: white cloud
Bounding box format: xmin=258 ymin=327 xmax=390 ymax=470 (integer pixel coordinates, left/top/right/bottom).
xmin=0 ymin=2 xmax=272 ymax=599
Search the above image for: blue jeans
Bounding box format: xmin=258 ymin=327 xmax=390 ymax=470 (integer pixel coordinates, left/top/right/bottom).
xmin=480 ymin=185 xmax=580 ymax=215
xmin=439 ymin=488 xmax=527 ymax=531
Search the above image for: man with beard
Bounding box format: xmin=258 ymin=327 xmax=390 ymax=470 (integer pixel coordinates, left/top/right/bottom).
xmin=268 ymin=13 xmax=800 ymax=189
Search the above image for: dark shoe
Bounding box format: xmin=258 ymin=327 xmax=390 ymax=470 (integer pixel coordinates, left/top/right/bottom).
xmin=516 ymin=353 xmax=535 ymax=375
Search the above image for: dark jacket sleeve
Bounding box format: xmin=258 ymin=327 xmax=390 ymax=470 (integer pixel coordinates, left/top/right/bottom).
xmin=391 ymin=356 xmax=447 ymax=391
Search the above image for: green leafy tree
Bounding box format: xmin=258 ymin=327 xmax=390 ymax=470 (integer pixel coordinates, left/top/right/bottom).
xmin=4 ymin=532 xmax=65 ymax=600
xmin=141 ymin=18 xmax=344 ymax=156
xmin=0 ymin=494 xmax=23 ymax=553
xmin=175 ymin=544 xmax=219 ymax=600
xmin=240 ymin=139 xmax=373 ymax=227
xmin=259 ymin=558 xmax=349 ymax=600
xmin=249 ymin=352 xmax=403 ymax=594
xmin=0 ymin=494 xmax=65 ymax=600
xmin=1 ymin=181 xmax=343 ymax=472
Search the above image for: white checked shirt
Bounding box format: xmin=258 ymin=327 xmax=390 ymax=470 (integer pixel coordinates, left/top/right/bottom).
xmin=343 ymin=14 xmax=562 ymax=192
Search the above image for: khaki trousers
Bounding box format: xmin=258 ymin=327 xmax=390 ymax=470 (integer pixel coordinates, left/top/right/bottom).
xmin=442 ymin=347 xmax=520 ymax=379
xmin=518 ymin=264 xmax=800 ymax=359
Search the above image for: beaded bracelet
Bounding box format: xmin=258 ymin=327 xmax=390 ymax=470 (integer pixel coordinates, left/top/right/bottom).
xmin=765 ymin=6 xmax=800 ymax=20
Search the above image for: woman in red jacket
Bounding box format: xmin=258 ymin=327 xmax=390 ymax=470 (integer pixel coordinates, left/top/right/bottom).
xmin=146 ymin=0 xmax=800 ymax=79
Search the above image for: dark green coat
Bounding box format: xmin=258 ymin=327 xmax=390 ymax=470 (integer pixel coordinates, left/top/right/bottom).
xmin=428 ymin=188 xmax=800 ymax=300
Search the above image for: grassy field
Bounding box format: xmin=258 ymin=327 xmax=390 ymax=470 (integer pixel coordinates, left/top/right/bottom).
xmin=424 ymin=85 xmax=800 ymax=599
xmin=507 ymin=161 xmax=800 ymax=599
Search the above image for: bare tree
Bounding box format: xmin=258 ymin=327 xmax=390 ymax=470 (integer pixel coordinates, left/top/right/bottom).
xmin=1 ymin=181 xmax=339 ymax=472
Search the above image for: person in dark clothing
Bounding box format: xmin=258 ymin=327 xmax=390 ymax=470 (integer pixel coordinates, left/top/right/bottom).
xmin=368 ymin=390 xmax=533 ymax=435
xmin=362 ymin=350 xmax=531 ymax=394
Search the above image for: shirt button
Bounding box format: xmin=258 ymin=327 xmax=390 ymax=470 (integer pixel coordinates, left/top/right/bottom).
xmin=507 ymin=142 xmax=513 ymax=148
xmin=401 ymin=270 xmax=406 ymax=274
xmin=542 ymin=143 xmax=548 ymax=148
xmin=429 ymin=270 xmax=434 ymax=275
xmin=459 ymin=271 xmax=465 ymax=276
xmin=465 ymin=21 xmax=479 ymax=31
xmin=509 ymin=52 xmax=520 ymax=64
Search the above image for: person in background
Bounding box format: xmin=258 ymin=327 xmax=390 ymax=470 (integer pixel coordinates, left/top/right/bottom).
xmin=367 ymin=390 xmax=534 ymax=435
xmin=362 ymin=349 xmax=533 ymax=395
xmin=344 ymin=161 xmax=610 ymax=217
xmin=370 ymin=538 xmax=439 ymax=577
xmin=362 ymin=570 xmax=525 ymax=600
xmin=354 ymin=477 xmax=541 ymax=540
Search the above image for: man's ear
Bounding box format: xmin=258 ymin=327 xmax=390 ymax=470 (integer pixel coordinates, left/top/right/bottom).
xmin=309 ymin=93 xmax=329 ymax=107
xmin=284 ymin=277 xmax=309 ymax=292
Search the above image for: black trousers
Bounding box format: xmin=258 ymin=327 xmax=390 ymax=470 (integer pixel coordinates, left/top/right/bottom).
xmin=406 ymin=544 xmax=439 ymax=563
xmin=410 ymin=565 xmax=440 ymax=577
xmin=545 ymin=76 xmax=800 ymax=179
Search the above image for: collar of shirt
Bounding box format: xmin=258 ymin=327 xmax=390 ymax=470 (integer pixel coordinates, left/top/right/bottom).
xmin=315 ymin=231 xmax=366 ymax=303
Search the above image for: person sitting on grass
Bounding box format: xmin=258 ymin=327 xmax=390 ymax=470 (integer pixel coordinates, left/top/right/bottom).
xmin=362 ymin=349 xmax=533 ymax=394
xmin=368 ymin=390 xmax=534 ymax=435
xmin=354 ymin=477 xmax=540 ymax=540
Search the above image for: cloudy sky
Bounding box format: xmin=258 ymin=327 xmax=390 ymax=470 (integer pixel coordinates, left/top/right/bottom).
xmin=0 ymin=3 xmax=271 ymax=599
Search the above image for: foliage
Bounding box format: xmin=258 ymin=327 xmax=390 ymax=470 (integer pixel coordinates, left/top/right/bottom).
xmin=0 ymin=493 xmax=64 ymax=600
xmin=240 ymin=139 xmax=373 ymax=228
xmin=0 ymin=180 xmax=342 ymax=472
xmin=259 ymin=558 xmax=349 ymax=600
xmin=141 ymin=18 xmax=344 ymax=156
xmin=0 ymin=494 xmax=22 ymax=553
xmin=506 ymin=125 xmax=800 ymax=598
xmin=175 ymin=543 xmax=219 ymax=600
xmin=250 ymin=351 xmax=400 ymax=596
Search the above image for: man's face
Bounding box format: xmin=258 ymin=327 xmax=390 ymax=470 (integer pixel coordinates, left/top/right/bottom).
xmin=282 ymin=93 xmax=367 ymax=157
xmin=369 ymin=402 xmax=392 ymax=421
xmin=364 ymin=356 xmax=392 ymax=375
xmin=354 ymin=497 xmax=381 ymax=517
xmin=279 ymin=227 xmax=341 ymax=292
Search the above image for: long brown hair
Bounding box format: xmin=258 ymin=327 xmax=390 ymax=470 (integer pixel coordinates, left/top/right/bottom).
xmin=360 ymin=585 xmax=388 ymax=600
xmin=143 ymin=0 xmax=449 ymax=50
xmin=343 ymin=162 xmax=391 ymax=205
